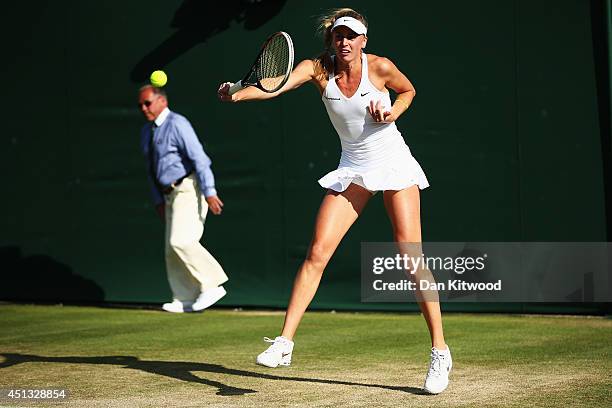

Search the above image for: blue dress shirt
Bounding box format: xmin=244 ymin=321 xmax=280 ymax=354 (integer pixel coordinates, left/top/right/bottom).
xmin=141 ymin=108 xmax=217 ymax=205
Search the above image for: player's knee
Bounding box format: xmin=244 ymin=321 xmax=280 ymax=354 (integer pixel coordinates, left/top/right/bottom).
xmin=305 ymin=243 xmax=332 ymax=269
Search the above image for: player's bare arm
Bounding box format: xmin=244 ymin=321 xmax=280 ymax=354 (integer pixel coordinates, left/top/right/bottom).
xmin=218 ymin=60 xmax=316 ymax=102
xmin=368 ymin=55 xmax=416 ymax=123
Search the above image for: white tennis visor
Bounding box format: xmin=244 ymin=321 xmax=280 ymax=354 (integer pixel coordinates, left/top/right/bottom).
xmin=331 ymin=17 xmax=367 ymax=36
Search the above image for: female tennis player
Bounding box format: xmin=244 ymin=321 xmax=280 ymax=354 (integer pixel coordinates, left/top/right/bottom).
xmin=218 ymin=8 xmax=451 ymax=394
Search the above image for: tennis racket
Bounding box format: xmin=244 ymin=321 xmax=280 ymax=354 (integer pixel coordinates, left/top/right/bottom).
xmin=228 ymin=31 xmax=294 ymax=96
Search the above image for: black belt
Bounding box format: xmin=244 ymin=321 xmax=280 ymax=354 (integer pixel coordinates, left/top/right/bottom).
xmin=161 ymin=172 xmax=192 ymax=195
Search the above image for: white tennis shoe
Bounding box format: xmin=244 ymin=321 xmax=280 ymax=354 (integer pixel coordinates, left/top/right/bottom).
xmin=256 ymin=336 xmax=294 ymax=368
xmin=192 ymin=286 xmax=226 ymax=311
xmin=423 ymin=346 xmax=452 ymax=394
xmin=161 ymin=300 xmax=193 ymax=313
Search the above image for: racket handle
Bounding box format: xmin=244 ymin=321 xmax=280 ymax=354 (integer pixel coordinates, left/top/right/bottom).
xmin=228 ymin=80 xmax=244 ymax=96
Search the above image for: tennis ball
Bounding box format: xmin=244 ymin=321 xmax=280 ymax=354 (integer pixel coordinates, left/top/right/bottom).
xmin=150 ymin=70 xmax=167 ymax=87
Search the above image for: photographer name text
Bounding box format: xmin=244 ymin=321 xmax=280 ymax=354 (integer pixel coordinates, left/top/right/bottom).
xmin=372 ymin=279 xmax=502 ymax=291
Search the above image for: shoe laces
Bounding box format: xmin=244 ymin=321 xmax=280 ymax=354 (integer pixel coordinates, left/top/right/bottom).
xmin=262 ymin=337 xmax=289 ymax=354
xmin=428 ymin=349 xmax=446 ymax=377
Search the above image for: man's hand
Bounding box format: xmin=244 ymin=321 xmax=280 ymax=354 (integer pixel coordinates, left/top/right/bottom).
xmin=155 ymin=204 xmax=165 ymax=221
xmin=206 ymin=195 xmax=224 ymax=215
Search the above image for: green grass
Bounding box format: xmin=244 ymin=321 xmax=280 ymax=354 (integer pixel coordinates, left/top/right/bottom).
xmin=0 ymin=304 xmax=610 ymax=407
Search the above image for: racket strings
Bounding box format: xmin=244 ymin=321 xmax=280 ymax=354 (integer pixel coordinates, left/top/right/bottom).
xmin=257 ymin=34 xmax=290 ymax=92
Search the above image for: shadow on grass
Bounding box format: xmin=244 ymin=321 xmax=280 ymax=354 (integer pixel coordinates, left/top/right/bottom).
xmin=0 ymin=353 xmax=426 ymax=396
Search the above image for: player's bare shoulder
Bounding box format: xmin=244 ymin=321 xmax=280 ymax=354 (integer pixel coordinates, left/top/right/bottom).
xmin=367 ymin=54 xmax=397 ymax=79
xmin=297 ymin=58 xmax=317 ymax=72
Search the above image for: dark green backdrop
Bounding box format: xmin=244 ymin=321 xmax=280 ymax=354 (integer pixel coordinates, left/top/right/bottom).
xmin=2 ymin=1 xmax=609 ymax=313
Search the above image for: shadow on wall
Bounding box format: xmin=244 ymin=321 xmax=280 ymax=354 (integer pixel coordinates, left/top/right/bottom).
xmin=130 ymin=0 xmax=288 ymax=82
xmin=0 ymin=247 xmax=104 ymax=302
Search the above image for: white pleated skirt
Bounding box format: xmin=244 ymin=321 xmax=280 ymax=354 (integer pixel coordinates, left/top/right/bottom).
xmin=318 ymin=141 xmax=429 ymax=193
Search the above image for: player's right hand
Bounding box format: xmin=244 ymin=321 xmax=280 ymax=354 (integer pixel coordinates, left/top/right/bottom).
xmin=217 ymin=82 xmax=234 ymax=102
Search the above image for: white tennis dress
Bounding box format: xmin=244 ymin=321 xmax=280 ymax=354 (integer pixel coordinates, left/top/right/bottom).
xmin=318 ymin=53 xmax=429 ymax=192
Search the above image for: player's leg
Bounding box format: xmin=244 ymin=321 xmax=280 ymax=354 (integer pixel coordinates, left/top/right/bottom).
xmin=383 ymin=186 xmax=451 ymax=394
xmin=256 ymin=183 xmax=372 ymax=367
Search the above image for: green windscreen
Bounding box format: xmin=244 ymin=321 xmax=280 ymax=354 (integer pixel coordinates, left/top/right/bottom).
xmin=1 ymin=1 xmax=608 ymax=314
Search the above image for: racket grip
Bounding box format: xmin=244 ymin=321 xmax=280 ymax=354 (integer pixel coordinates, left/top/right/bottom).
xmin=228 ymin=80 xmax=244 ymax=96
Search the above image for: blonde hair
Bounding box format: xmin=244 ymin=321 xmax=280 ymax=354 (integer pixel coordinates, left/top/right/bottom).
xmin=313 ymin=8 xmax=368 ymax=80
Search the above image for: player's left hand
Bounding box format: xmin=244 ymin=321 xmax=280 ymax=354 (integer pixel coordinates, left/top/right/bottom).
xmin=368 ymin=99 xmax=396 ymax=123
xmin=206 ymin=195 xmax=224 ymax=215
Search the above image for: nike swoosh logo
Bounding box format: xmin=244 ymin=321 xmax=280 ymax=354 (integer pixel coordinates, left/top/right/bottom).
xmin=281 ymin=352 xmax=291 ymax=357
xmin=361 ymin=92 xmax=370 ymax=97
xmin=324 ymin=96 xmax=341 ymax=100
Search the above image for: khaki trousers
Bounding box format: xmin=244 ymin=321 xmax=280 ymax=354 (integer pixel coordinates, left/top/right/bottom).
xmin=164 ymin=175 xmax=228 ymax=302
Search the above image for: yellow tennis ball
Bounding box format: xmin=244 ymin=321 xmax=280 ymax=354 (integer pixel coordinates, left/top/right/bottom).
xmin=150 ymin=70 xmax=167 ymax=87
